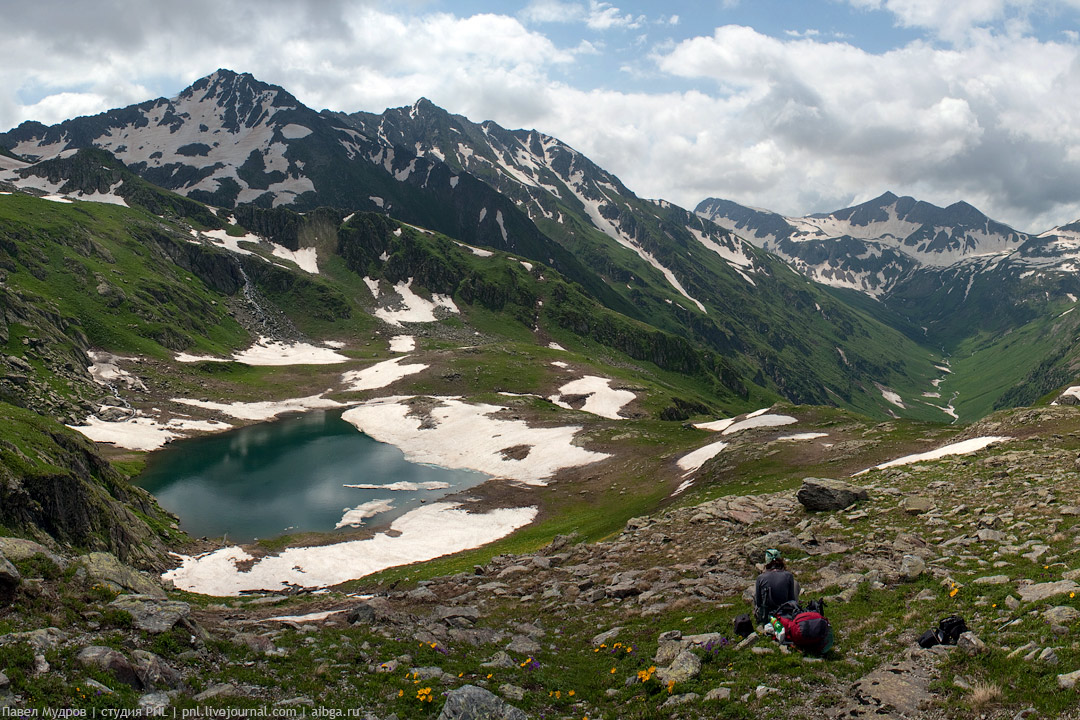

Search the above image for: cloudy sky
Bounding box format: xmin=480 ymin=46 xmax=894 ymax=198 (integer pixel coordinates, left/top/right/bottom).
xmin=4 ymin=0 xmax=1080 ymax=231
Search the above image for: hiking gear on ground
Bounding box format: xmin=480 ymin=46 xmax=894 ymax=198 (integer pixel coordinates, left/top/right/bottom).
xmin=916 ymin=615 xmax=968 ymax=648
xmin=936 ymin=615 xmax=968 ymax=645
xmin=733 ymin=614 xmax=754 ymax=638
xmin=779 ymin=611 xmax=833 ymax=654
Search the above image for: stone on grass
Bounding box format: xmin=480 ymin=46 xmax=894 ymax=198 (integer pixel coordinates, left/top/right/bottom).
xmin=661 ymin=693 xmax=699 ymax=708
xmin=77 ymin=646 xmax=140 ymax=688
xmin=902 ymin=496 xmax=934 ymax=515
xmin=973 ymin=575 xmax=1010 ymax=585
xmin=1045 ymin=606 xmax=1080 ymax=625
xmin=899 ymin=554 xmax=925 ymax=580
xmin=797 ymin=478 xmax=869 ymax=512
xmin=1017 ymin=580 xmax=1079 ymax=604
xmin=1057 ymin=669 xmax=1080 ymax=689
xmin=83 ymin=553 xmax=164 ymax=598
xmin=108 ymin=595 xmax=190 ymax=633
xmin=956 ymin=632 xmax=986 ymax=655
xmin=138 ymin=692 xmax=171 ymax=714
xmin=656 ymin=650 xmax=702 ymax=684
xmin=437 ymin=685 xmax=527 ymax=720
xmin=704 ymin=687 xmax=732 ymax=702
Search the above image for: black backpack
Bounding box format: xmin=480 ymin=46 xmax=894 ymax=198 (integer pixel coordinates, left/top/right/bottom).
xmin=918 ymin=615 xmax=968 ymax=648
xmin=733 ymin=614 xmax=754 ymax=638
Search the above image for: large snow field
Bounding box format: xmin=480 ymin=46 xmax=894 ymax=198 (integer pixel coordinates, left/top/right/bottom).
xmin=176 ymin=337 xmax=350 ymax=366
xmin=341 ymin=396 xmax=610 ymax=485
xmin=163 ymin=502 xmax=538 ymax=595
xmin=172 ymin=394 xmax=343 ymax=421
xmin=368 ymin=278 xmax=460 ymax=326
xmin=68 ymin=415 xmax=233 ymax=452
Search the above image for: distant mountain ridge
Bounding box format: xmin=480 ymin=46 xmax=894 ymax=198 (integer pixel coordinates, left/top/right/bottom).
xmin=4 ymin=68 xmax=1058 ymax=421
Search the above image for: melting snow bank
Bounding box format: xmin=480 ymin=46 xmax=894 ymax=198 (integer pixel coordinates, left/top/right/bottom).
xmin=164 ymin=502 xmax=538 ymax=596
xmin=389 ymin=335 xmax=416 ymax=353
xmin=369 ymin=278 xmax=459 ymax=326
xmin=341 ymin=396 xmax=609 ymax=485
xmin=87 ymin=350 xmax=147 ymax=391
xmin=855 ymin=436 xmax=1010 ymax=476
xmin=336 ymin=499 xmax=395 ymax=529
xmin=342 ymin=357 xmax=428 ymax=391
xmin=692 ymin=409 xmax=797 ymax=435
xmin=676 ymin=441 xmax=728 ymax=477
xmin=69 ymin=416 xmax=232 ymax=452
xmin=548 ymin=376 xmax=635 ymax=419
xmin=270 ymin=245 xmax=319 ymax=274
xmin=172 ymin=394 xmax=342 ymax=421
xmin=176 ymin=337 xmax=350 ymax=365
xmin=344 ymin=481 xmax=450 ymax=491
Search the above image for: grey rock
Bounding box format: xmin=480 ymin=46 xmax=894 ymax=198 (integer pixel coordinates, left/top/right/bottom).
xmin=902 ymin=496 xmax=934 ymax=515
xmin=1017 ymin=580 xmax=1079 ymax=603
xmin=233 ymin=632 xmax=280 ymax=656
xmin=797 ymin=478 xmax=868 ymax=512
xmin=704 ymin=687 xmax=732 ymax=701
xmin=505 ymin=635 xmax=540 ymax=655
xmin=1045 ymin=606 xmax=1080 ymax=625
xmin=347 ymin=602 xmax=377 ymax=624
xmin=1057 ymin=669 xmax=1080 ymax=689
xmin=194 ymin=684 xmax=237 ymax=702
xmin=77 ymin=646 xmax=141 ymax=688
xmin=899 ymin=554 xmax=925 ymax=580
xmin=108 ymin=595 xmax=190 ymax=633
xmin=0 ymin=627 xmax=67 ymax=652
xmin=956 ymin=632 xmax=986 ymax=655
xmin=131 ymin=650 xmax=181 ymax=689
xmin=591 ymin=626 xmax=624 ymax=646
xmin=0 ymin=538 xmax=67 ymax=571
xmin=1039 ymin=647 xmax=1059 ymax=664
xmin=437 ymin=684 xmax=527 ymax=720
xmin=850 ymin=662 xmax=931 ymax=716
xmin=755 ymin=685 xmax=779 ymax=699
xmin=0 ymin=554 xmax=21 ymax=589
xmin=498 ymin=683 xmax=525 ymax=701
xmin=660 ymin=692 xmax=699 ymax=708
xmin=656 ymin=650 xmax=702 ymax=684
xmin=480 ymin=652 xmax=515 ymax=669
xmin=83 ymin=553 xmax=164 ymax=598
xmin=973 ymin=575 xmax=1010 ymax=585
xmin=735 ymin=632 xmax=758 ymax=650
xmin=0 ymin=672 xmax=7 ymax=690
xmin=138 ymin=692 xmax=171 ymax=714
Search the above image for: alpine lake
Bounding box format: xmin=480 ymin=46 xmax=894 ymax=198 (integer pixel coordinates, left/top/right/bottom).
xmin=136 ymin=409 xmax=488 ymax=543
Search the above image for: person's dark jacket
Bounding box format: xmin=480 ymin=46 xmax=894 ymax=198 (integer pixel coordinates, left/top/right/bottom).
xmin=754 ymin=568 xmax=800 ymax=623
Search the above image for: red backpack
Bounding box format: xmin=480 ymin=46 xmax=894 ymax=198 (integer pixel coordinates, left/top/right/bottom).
xmin=780 ymin=611 xmax=832 ymax=653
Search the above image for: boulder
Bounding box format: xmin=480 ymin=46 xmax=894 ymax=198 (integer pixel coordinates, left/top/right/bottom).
xmin=901 ymin=496 xmax=934 ymax=515
xmin=0 ymin=554 xmax=20 ymax=591
xmin=82 ymin=553 xmax=164 ymax=598
xmin=899 ymin=554 xmax=925 ymax=580
xmin=1058 ymin=669 xmax=1080 ymax=689
xmin=797 ymin=478 xmax=869 ymax=512
xmin=1045 ymin=606 xmax=1080 ymax=625
xmin=956 ymin=632 xmax=986 ymax=656
xmin=437 ymin=685 xmax=527 ymax=720
xmin=1017 ymin=580 xmax=1079 ymax=604
xmin=130 ymin=650 xmax=182 ymax=690
xmin=656 ymin=650 xmax=702 ymax=685
xmin=108 ymin=595 xmax=190 ymax=633
xmin=77 ymin=646 xmax=141 ymax=688
xmin=0 ymin=538 xmax=67 ymax=568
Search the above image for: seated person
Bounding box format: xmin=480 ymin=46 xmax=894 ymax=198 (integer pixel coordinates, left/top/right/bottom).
xmin=753 ymin=548 xmax=800 ymax=625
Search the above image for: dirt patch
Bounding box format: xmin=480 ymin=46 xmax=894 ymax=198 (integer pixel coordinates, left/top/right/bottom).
xmin=500 ymin=444 xmax=532 ymax=461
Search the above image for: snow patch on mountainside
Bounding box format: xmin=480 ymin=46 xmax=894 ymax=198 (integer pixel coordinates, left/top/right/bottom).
xmin=373 ymin=279 xmax=459 ymax=326
xmin=270 ymin=245 xmax=318 ymax=273
xmin=341 ymin=356 xmax=429 ymax=392
xmin=547 ymin=376 xmax=635 ymax=419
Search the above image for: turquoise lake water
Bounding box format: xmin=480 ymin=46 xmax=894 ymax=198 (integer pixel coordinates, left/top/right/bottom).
xmin=136 ymin=409 xmax=487 ymax=542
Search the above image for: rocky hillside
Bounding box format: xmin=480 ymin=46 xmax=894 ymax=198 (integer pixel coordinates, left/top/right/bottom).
xmin=3 ymin=404 xmax=1080 ymax=717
